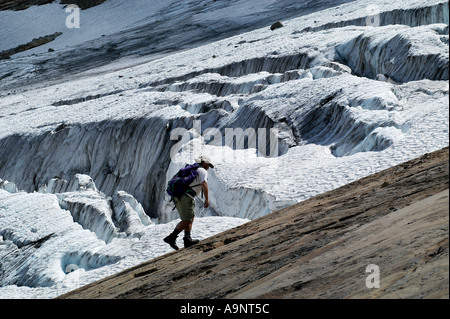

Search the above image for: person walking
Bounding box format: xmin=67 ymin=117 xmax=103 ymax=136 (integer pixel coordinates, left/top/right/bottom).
xmin=163 ymin=155 xmax=214 ymax=250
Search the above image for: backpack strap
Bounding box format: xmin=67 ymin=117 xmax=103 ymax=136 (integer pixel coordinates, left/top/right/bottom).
xmin=185 ymin=183 xmax=201 ymax=197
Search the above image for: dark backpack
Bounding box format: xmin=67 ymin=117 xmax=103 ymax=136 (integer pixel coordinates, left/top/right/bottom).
xmin=166 ymin=163 xmax=200 ymax=200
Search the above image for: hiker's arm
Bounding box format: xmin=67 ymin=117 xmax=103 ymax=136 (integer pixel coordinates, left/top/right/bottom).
xmin=202 ymin=181 xmax=209 ymax=208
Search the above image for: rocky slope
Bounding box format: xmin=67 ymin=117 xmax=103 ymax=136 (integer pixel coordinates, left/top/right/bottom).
xmin=0 ymin=0 xmax=105 ymax=11
xmin=59 ymin=147 xmax=449 ymax=299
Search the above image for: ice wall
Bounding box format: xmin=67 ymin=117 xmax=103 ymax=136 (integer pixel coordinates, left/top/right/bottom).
xmin=0 ymin=185 xmax=120 ymax=288
xmin=336 ymin=24 xmax=449 ymax=82
xmin=301 ymin=1 xmax=449 ymax=32
xmin=39 ymin=174 xmax=153 ymax=240
xmin=0 ymin=117 xmax=179 ymax=218
xmin=0 ymin=174 xmax=156 ymax=288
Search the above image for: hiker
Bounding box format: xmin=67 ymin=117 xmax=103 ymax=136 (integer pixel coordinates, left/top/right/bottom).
xmin=163 ymin=155 xmax=214 ymax=250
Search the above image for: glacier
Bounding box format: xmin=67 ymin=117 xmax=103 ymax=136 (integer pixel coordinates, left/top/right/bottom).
xmin=0 ymin=0 xmax=448 ymax=298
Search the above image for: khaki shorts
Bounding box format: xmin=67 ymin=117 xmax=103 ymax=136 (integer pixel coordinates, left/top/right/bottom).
xmin=174 ymin=194 xmax=195 ymax=221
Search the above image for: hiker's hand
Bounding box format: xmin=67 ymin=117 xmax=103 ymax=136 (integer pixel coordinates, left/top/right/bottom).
xmin=204 ymin=199 xmax=209 ymax=208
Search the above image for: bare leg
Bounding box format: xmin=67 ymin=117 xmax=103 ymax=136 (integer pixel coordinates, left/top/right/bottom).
xmin=185 ymin=217 xmax=194 ymax=232
xmin=175 ymin=219 xmax=193 ymax=232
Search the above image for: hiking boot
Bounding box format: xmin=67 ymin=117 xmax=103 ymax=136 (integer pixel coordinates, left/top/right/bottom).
xmin=163 ymin=234 xmax=179 ymax=251
xmin=183 ymin=235 xmax=200 ymax=248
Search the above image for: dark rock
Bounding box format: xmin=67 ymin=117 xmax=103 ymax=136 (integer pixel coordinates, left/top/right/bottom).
xmin=60 ymin=0 xmax=107 ymax=10
xmin=270 ymin=21 xmax=283 ymax=31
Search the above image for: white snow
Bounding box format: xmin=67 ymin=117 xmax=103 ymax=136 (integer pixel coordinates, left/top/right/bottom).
xmin=0 ymin=0 xmax=448 ymax=298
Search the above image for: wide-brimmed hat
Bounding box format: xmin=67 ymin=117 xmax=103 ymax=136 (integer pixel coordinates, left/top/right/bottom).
xmin=196 ymin=155 xmax=214 ymax=168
